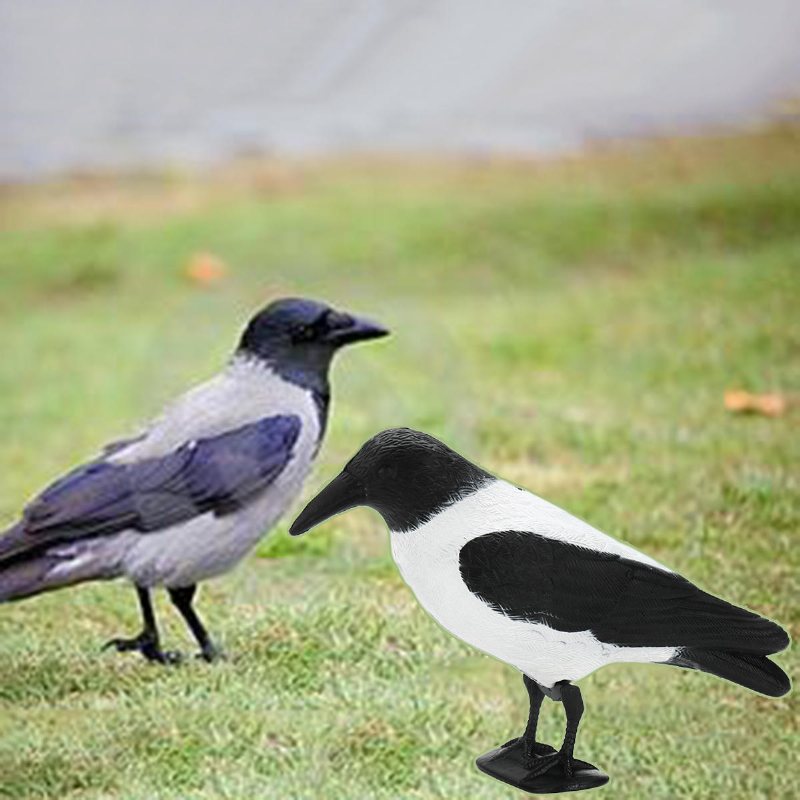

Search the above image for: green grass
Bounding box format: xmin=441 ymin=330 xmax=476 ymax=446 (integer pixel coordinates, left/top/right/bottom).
xmin=0 ymin=128 xmax=798 ymax=799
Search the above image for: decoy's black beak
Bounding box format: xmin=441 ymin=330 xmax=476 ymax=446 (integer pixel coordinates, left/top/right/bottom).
xmin=290 ymin=470 xmax=367 ymax=535
xmin=324 ymin=314 xmax=389 ymax=346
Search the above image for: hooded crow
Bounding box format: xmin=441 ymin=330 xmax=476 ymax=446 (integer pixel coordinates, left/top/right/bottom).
xmin=0 ymin=298 xmax=388 ymax=663
xmin=291 ymin=428 xmax=790 ymax=786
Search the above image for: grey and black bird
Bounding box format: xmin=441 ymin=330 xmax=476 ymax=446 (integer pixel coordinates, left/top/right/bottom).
xmin=290 ymin=428 xmax=790 ymax=787
xmin=0 ymin=298 xmax=388 ymax=663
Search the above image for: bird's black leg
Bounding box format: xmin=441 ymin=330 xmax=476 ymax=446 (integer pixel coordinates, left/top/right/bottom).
xmin=526 ymin=681 xmax=585 ymax=778
xmin=103 ymin=586 xmax=182 ymax=664
xmin=504 ymin=675 xmax=553 ymax=761
xmin=168 ymin=585 xmax=222 ymax=662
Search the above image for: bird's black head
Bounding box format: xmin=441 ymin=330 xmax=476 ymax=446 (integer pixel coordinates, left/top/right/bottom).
xmin=237 ymin=298 xmax=389 ymax=393
xmin=290 ymin=428 xmax=492 ymax=534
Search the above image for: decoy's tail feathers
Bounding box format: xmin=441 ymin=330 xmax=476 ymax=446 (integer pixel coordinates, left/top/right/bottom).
xmin=669 ymin=648 xmax=790 ymax=697
xmin=666 ymin=600 xmax=790 ymax=697
xmin=0 ymin=524 xmax=121 ymax=602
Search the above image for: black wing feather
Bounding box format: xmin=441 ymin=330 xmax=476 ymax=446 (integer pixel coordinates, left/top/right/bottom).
xmin=459 ymin=530 xmax=788 ymax=654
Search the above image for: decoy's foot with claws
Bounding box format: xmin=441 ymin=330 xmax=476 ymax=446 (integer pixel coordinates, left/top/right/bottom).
xmin=524 ymin=749 xmax=575 ymax=778
xmin=502 ymin=737 xmax=556 ymax=761
xmin=103 ymin=633 xmax=183 ymax=665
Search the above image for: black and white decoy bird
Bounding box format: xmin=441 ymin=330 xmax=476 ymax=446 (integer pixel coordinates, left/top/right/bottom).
xmin=290 ymin=428 xmax=790 ymax=791
xmin=0 ymin=298 xmax=388 ymax=663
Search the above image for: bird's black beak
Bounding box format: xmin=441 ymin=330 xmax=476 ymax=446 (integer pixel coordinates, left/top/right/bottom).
xmin=290 ymin=470 xmax=367 ymax=535
xmin=324 ymin=314 xmax=389 ymax=346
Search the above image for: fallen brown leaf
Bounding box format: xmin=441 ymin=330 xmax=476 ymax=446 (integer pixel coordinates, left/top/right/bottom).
xmin=185 ymin=251 xmax=228 ymax=286
xmin=724 ymin=390 xmax=787 ymax=417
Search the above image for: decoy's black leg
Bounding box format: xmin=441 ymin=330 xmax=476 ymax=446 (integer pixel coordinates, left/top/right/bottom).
xmin=477 ymin=679 xmax=607 ymax=791
xmin=526 ymin=681 xmax=585 ymax=778
xmin=556 ymin=682 xmax=584 ymax=777
xmin=504 ymin=675 xmax=553 ymax=760
xmin=169 ymin=585 xmax=221 ymax=662
xmin=522 ymin=676 xmax=554 ymax=758
xmin=103 ymin=586 xmax=182 ymax=665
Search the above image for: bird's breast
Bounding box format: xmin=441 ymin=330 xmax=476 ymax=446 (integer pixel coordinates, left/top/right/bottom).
xmin=119 ymin=376 xmax=322 ymax=588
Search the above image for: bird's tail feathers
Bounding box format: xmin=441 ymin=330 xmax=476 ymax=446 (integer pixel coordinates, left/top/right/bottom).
xmin=0 ymin=538 xmax=122 ymax=602
xmin=669 ymin=647 xmax=791 ymax=697
xmin=0 ymin=521 xmax=29 ymax=563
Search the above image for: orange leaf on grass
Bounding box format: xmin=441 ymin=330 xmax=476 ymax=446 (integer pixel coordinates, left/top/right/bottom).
xmin=723 ymin=390 xmax=787 ymax=417
xmin=185 ymin=252 xmax=228 ymax=286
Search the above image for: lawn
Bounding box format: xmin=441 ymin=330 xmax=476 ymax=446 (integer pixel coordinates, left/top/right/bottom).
xmin=0 ymin=127 xmax=798 ymax=799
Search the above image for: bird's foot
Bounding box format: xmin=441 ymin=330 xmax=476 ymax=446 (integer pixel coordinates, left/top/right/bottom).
xmin=195 ymin=641 xmax=224 ymax=663
xmin=103 ymin=632 xmax=183 ymax=665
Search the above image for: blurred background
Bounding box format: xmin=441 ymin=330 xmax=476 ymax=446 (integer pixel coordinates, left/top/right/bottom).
xmin=2 ymin=0 xmax=800 ymax=177
xmin=0 ymin=3 xmax=798 ymax=799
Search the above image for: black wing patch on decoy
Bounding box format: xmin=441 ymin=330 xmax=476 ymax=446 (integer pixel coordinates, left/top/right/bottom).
xmin=3 ymin=415 xmax=301 ymax=559
xmin=458 ymin=530 xmax=788 ymax=653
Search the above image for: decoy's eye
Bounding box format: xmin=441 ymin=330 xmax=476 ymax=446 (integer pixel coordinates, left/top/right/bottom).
xmin=377 ymin=463 xmax=397 ymax=480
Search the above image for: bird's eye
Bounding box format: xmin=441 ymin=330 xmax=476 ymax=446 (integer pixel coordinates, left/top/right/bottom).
xmin=291 ymin=323 xmax=315 ymax=342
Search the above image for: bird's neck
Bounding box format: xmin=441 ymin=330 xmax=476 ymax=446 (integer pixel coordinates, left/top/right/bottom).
xmin=310 ymin=388 xmax=330 ymax=442
xmin=228 ymin=351 xmax=331 ymax=437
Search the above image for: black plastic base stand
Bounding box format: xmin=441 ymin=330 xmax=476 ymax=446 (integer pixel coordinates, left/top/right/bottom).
xmin=476 ymin=739 xmax=609 ymax=794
